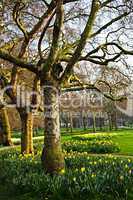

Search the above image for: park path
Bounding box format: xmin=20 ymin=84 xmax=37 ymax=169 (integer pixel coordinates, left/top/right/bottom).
xmin=0 ymin=136 xmax=44 ymax=151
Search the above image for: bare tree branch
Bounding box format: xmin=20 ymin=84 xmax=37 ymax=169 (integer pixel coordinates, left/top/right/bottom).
xmin=90 ymin=11 xmax=130 ymax=38
xmin=62 ymin=84 xmax=127 ymax=101
xmin=0 ymin=50 xmax=37 ymax=73
xmin=60 ymin=0 xmax=100 ymax=82
xmin=43 ymin=0 xmax=64 ymax=70
xmin=38 ymin=10 xmax=55 ymax=59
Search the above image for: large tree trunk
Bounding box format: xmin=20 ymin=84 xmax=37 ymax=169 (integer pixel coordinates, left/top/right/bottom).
xmin=41 ymin=80 xmax=65 ymax=174
xmin=20 ymin=111 xmax=34 ymax=154
xmin=0 ymin=107 xmax=12 ymax=146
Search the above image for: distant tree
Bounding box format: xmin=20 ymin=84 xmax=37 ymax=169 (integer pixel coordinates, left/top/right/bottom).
xmin=0 ymin=107 xmax=12 ymax=146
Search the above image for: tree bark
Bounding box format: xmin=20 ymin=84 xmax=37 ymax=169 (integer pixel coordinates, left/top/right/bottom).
xmin=0 ymin=130 xmax=3 ymax=145
xmin=41 ymin=80 xmax=65 ymax=174
xmin=0 ymin=121 xmax=4 ymax=145
xmin=28 ymin=113 xmax=34 ymax=153
xmin=0 ymin=107 xmax=12 ymax=146
xmin=20 ymin=111 xmax=34 ymax=154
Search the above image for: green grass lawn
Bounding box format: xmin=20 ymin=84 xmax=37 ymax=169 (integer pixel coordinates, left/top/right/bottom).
xmin=2 ymin=128 xmax=133 ymax=156
xmin=74 ymin=129 xmax=133 ymax=156
xmin=112 ymin=130 xmax=133 ymax=155
xmin=62 ymin=129 xmax=133 ymax=156
xmin=61 ymin=128 xmax=133 ymax=156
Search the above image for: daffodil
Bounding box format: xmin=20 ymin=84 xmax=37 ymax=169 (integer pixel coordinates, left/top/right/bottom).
xmin=125 ymin=164 xmax=128 ymax=169
xmin=60 ymin=169 xmax=65 ymax=174
xmin=73 ymin=177 xmax=76 ymax=181
xmin=91 ymin=174 xmax=96 ymax=178
xmin=119 ymin=176 xmax=124 ymax=180
xmin=81 ymin=167 xmax=85 ymax=172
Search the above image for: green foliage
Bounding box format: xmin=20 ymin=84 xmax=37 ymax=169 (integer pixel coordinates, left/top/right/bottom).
xmin=2 ymin=131 xmax=133 ymax=199
xmin=0 ymin=142 xmax=133 ymax=200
